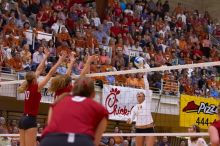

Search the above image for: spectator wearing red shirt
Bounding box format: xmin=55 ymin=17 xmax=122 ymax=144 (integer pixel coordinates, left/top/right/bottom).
xmin=48 ymin=11 xmax=58 ymax=27
xmin=215 ymin=23 xmax=220 ymax=38
xmin=17 ymin=51 xmax=66 ymax=146
xmin=66 ymin=13 xmax=75 ymax=35
xmin=40 ymin=76 xmax=108 ymax=146
xmin=192 ymin=44 xmax=203 ymax=59
xmin=110 ymin=22 xmax=124 ymax=37
xmin=53 ymin=0 xmax=64 ymax=11
xmin=36 ymin=10 xmax=49 ymax=27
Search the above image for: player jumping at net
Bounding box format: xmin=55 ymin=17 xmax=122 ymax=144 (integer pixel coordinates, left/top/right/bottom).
xmin=127 ymin=65 xmax=155 ymax=146
xmin=17 ymin=50 xmax=67 ymax=146
xmin=48 ymin=54 xmax=96 ymax=100
xmin=40 ymin=76 xmax=108 ymax=146
xmin=208 ymin=103 xmax=220 ymax=146
xmin=46 ymin=55 xmax=98 ymax=128
xmin=48 ymin=52 xmax=75 ymax=100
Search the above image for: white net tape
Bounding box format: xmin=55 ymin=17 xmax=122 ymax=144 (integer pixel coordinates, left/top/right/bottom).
xmin=0 ymin=132 xmax=209 ymax=137
xmin=1 ymin=61 xmax=220 ymax=85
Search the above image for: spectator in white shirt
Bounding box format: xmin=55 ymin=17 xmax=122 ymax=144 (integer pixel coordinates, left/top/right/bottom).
xmin=91 ymin=12 xmax=101 ymax=27
xmin=188 ymin=125 xmax=208 ymax=146
xmin=131 ymin=42 xmax=143 ymax=54
xmin=32 ymin=46 xmax=46 ymax=71
xmin=51 ymin=19 xmax=68 ymax=34
xmin=177 ymin=11 xmax=186 ymax=24
xmin=123 ymin=39 xmax=132 ymax=56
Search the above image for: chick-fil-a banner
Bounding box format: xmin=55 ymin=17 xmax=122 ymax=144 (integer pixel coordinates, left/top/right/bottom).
xmin=102 ymin=85 xmax=152 ymax=121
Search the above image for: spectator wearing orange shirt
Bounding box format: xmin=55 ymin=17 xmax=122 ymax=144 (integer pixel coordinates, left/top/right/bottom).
xmin=74 ymin=31 xmax=86 ymax=50
xmin=178 ymin=36 xmax=187 ymax=50
xmin=112 ymin=49 xmax=125 ymax=68
xmin=125 ymin=73 xmax=138 ymax=88
xmin=21 ymin=44 xmax=32 ymax=71
xmin=3 ymin=17 xmax=20 ymax=37
xmin=56 ymin=27 xmax=71 ymax=43
xmin=136 ymin=73 xmax=145 ymax=89
xmin=173 ymin=2 xmax=183 ymax=16
xmin=207 ymin=74 xmax=217 ymax=89
xmin=7 ymin=52 xmax=23 ymax=72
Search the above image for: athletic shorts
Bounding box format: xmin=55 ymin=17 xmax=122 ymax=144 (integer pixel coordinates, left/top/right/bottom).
xmin=136 ymin=127 xmax=155 ymax=133
xmin=40 ymin=133 xmax=94 ymax=146
xmin=18 ymin=115 xmax=37 ymax=130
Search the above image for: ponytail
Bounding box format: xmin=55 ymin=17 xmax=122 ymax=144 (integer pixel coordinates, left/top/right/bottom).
xmin=17 ymin=72 xmax=36 ymax=93
xmin=17 ymin=81 xmax=28 ymax=93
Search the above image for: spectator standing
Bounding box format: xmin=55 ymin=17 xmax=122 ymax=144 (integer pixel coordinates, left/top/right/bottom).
xmin=188 ymin=125 xmax=208 ymax=146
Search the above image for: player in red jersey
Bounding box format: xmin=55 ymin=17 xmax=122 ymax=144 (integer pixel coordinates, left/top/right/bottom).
xmin=17 ymin=50 xmax=67 ymax=146
xmin=49 ymin=55 xmax=97 ymax=99
xmin=40 ymin=77 xmax=108 ymax=146
xmin=208 ymin=104 xmax=220 ymax=146
xmin=48 ymin=52 xmax=76 ymax=99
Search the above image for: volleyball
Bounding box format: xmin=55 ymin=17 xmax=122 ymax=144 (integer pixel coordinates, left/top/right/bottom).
xmin=134 ymin=56 xmax=145 ymax=69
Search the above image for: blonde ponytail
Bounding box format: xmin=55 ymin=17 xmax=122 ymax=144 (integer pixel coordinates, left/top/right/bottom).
xmin=17 ymin=81 xmax=28 ymax=93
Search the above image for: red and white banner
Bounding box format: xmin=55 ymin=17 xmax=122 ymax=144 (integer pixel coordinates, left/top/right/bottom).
xmin=102 ymin=85 xmax=152 ymax=121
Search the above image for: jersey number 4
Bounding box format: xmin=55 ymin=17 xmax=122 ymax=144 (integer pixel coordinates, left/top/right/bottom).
xmin=25 ymin=91 xmax=30 ymax=100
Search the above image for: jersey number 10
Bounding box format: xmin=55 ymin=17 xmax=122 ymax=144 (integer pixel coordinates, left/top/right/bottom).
xmin=25 ymin=91 xmax=30 ymax=100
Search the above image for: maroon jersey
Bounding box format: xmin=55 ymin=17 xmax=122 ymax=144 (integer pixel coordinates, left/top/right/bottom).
xmin=212 ymin=120 xmax=220 ymax=138
xmin=42 ymin=96 xmax=108 ymax=139
xmin=54 ymin=85 xmax=73 ymax=99
xmin=24 ymin=84 xmax=41 ymax=116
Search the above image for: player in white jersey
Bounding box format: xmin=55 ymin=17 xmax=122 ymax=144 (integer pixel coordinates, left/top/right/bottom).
xmin=127 ymin=71 xmax=155 ymax=146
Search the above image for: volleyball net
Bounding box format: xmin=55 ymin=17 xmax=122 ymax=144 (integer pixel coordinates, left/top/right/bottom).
xmin=0 ymin=133 xmax=211 ymax=146
xmin=0 ymin=61 xmax=219 ymax=145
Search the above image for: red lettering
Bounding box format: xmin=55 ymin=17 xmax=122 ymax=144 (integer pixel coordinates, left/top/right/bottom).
xmin=105 ymin=92 xmax=134 ymax=116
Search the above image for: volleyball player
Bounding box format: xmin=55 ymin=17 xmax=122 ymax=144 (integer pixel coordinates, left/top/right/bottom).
xmin=48 ymin=52 xmax=75 ymax=99
xmin=127 ymin=71 xmax=155 ymax=146
xmin=40 ymin=76 xmax=108 ymax=146
xmin=49 ymin=54 xmax=96 ymax=99
xmin=17 ymin=50 xmax=66 ymax=146
xmin=208 ymin=104 xmax=220 ymax=146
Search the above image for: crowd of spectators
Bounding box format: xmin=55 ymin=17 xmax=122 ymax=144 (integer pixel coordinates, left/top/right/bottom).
xmin=0 ymin=116 xmax=196 ymax=146
xmin=0 ymin=0 xmax=220 ymax=98
xmin=1 ymin=1 xmax=220 ymax=146
xmin=0 ymin=116 xmax=44 ymax=146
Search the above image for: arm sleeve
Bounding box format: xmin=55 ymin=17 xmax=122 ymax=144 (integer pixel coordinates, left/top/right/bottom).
xmin=143 ymin=73 xmax=149 ymax=90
